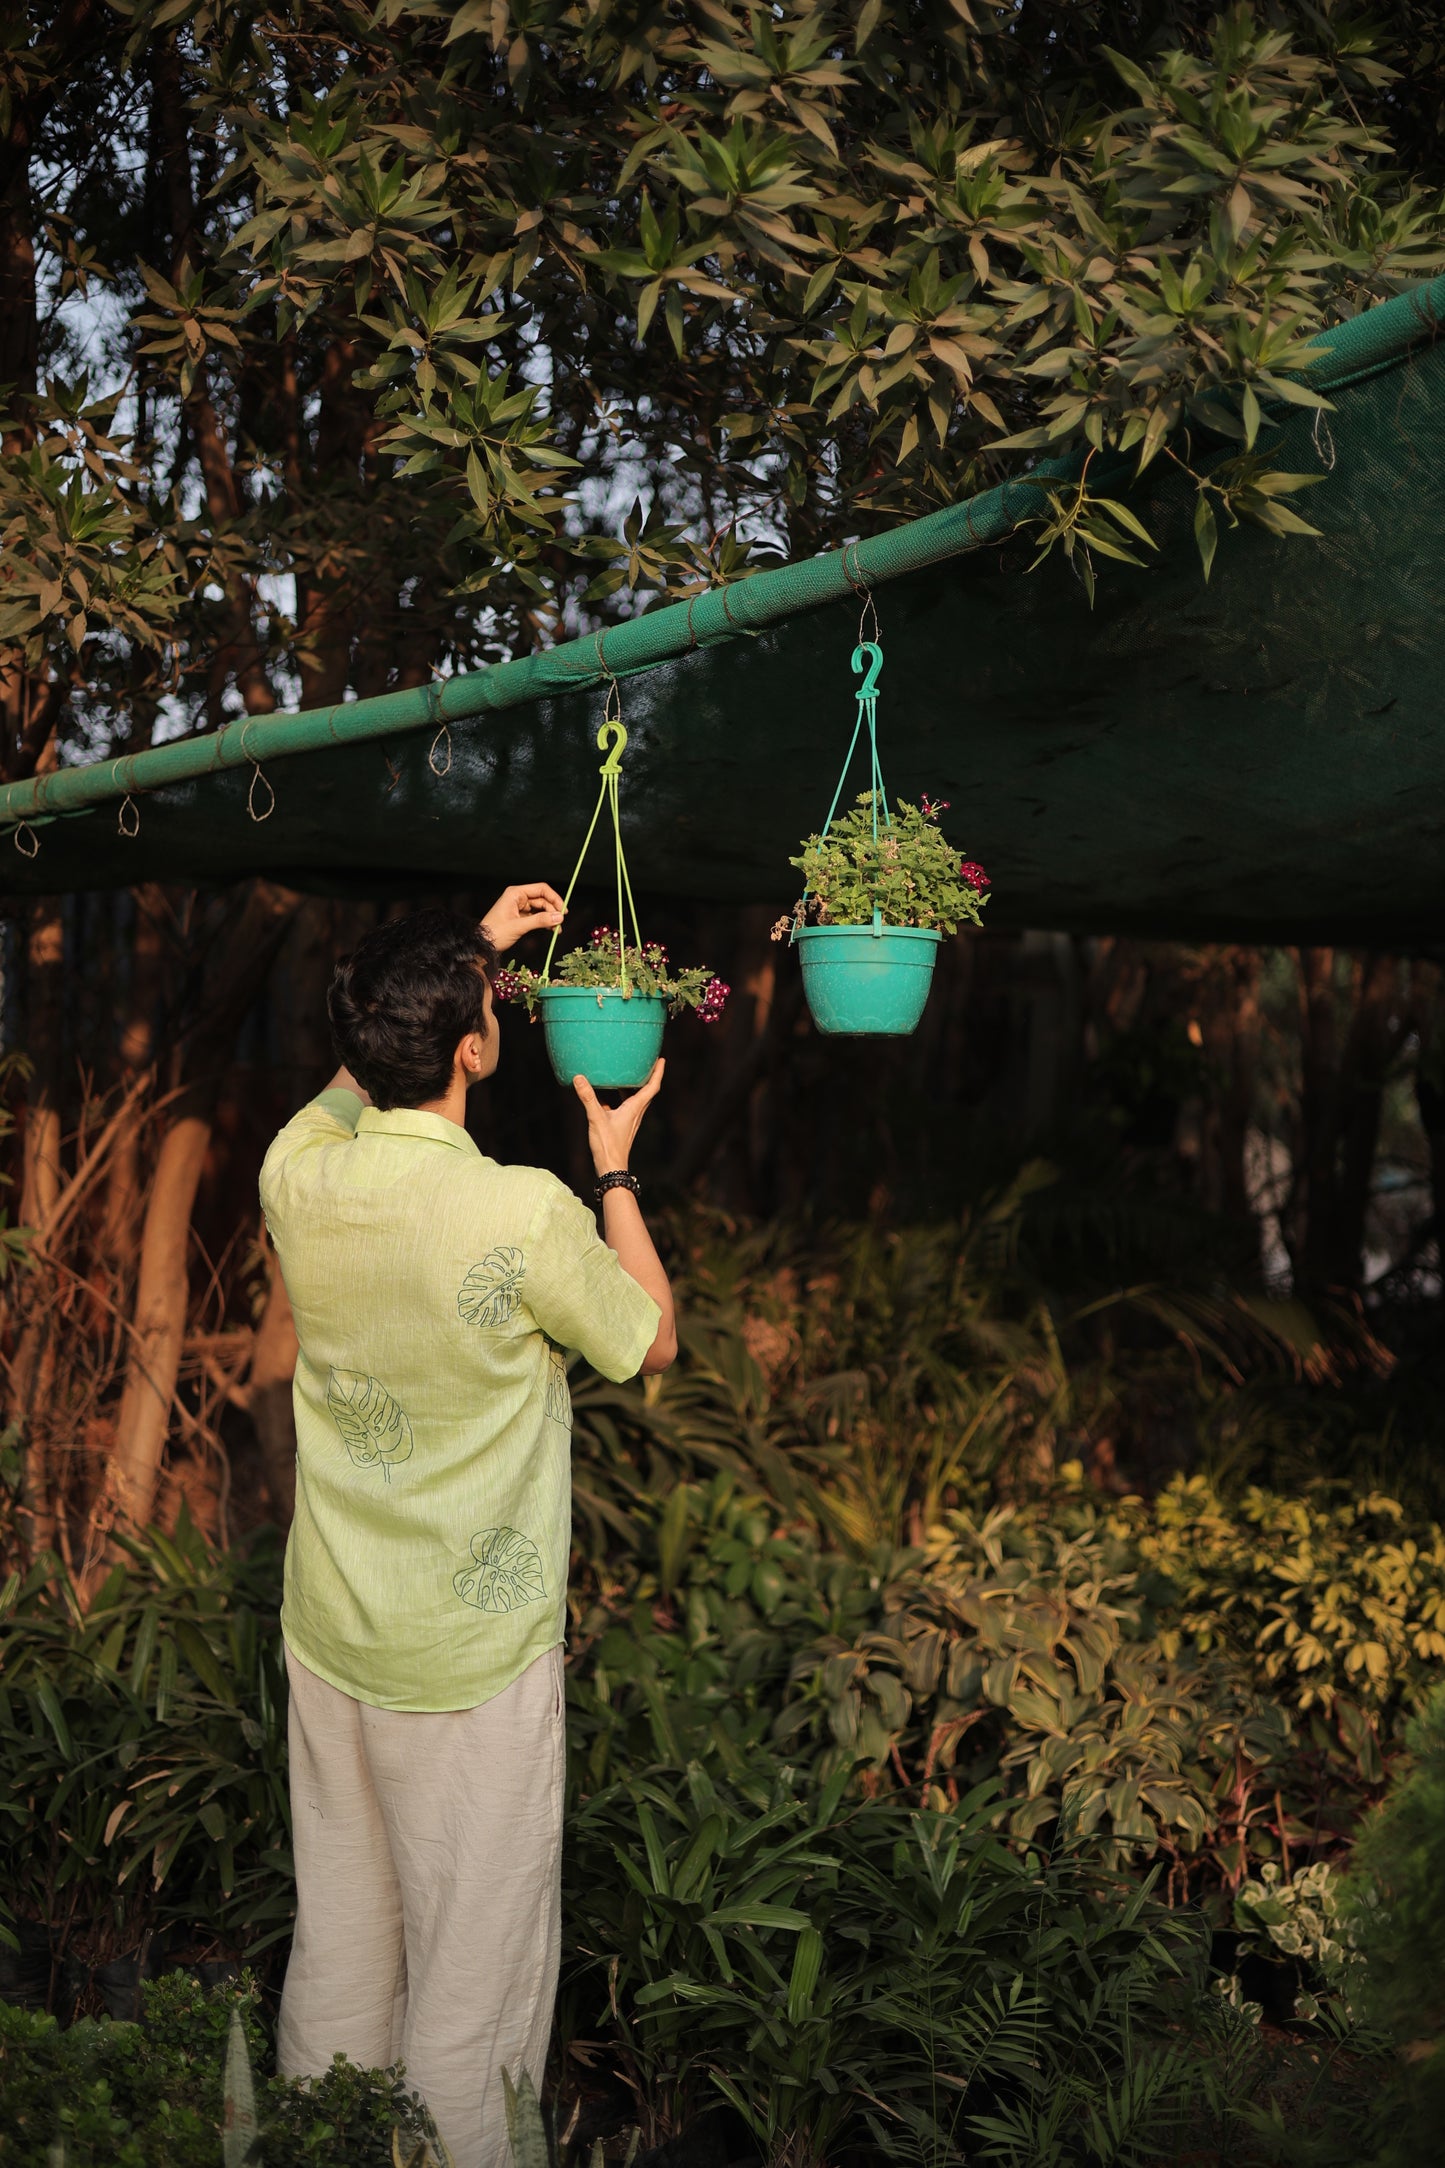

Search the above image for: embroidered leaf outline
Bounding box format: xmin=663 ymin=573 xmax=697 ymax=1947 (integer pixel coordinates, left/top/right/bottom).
xmin=458 ymin=1246 xmax=526 ymax=1328
xmin=327 ymin=1368 xmax=414 ymax=1484
xmin=453 ymin=1527 xmax=547 ymax=1612
xmin=544 ymin=1348 xmax=572 ymax=1430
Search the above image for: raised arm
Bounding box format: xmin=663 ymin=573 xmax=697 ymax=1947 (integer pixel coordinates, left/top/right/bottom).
xmin=573 ymin=1061 xmax=677 ymax=1375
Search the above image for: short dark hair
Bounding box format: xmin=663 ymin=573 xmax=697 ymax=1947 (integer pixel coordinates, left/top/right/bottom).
xmin=328 ymin=909 xmax=498 ymax=1110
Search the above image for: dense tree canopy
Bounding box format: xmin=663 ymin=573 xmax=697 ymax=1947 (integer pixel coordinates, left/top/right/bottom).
xmin=2 ymin=0 xmax=1443 ymax=781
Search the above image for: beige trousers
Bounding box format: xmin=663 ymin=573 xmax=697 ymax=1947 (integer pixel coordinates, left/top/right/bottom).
xmin=277 ymin=1644 xmax=565 ymax=2168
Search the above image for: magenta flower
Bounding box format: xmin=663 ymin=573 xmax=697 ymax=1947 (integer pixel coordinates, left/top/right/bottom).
xmin=958 ymin=860 xmax=990 ymax=891
xmin=492 ymin=969 xmax=519 ymax=1004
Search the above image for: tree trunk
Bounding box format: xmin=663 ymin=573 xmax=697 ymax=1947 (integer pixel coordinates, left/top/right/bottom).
xmin=82 ymin=883 xmax=299 ymax=1577
xmin=1197 ymin=947 xmax=1260 ymax=1225
xmin=1291 ymin=951 xmax=1405 ymax=1295
xmin=10 ymin=897 xmax=66 ymax=1554
xmin=101 ymin=885 xmax=169 ymax=1272
xmin=19 ymin=897 xmax=65 ymax=1232
xmin=151 ymin=35 xmax=275 ymax=722
xmin=1414 ymin=965 xmax=1445 ymax=1298
xmin=293 ymin=337 xmax=367 ymax=710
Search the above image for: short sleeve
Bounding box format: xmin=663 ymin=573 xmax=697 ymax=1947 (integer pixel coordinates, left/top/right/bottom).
xmin=522 ymin=1180 xmax=661 ymax=1381
xmin=259 ymin=1090 xmax=364 ymax=1235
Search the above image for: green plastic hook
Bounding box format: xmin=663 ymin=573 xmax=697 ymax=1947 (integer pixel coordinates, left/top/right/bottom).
xmin=597 ymin=718 xmax=628 ymax=773
xmin=851 ymin=642 xmax=883 ymax=700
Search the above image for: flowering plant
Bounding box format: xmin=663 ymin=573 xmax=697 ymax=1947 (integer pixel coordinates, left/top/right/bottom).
xmin=772 ymin=794 xmax=990 ymax=939
xmin=496 ymin=926 xmax=729 ymax=1021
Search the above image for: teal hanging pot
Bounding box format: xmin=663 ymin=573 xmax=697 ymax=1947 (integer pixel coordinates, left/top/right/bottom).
xmin=795 ymin=922 xmax=942 ymax=1036
xmin=537 ymin=986 xmax=667 ymax=1088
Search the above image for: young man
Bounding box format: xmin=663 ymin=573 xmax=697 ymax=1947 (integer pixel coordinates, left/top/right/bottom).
xmin=260 ymin=888 xmax=676 ymax=2168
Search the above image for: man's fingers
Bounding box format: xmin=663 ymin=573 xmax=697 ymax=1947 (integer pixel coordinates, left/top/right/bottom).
xmin=515 ymin=882 xmax=566 ymax=918
xmin=616 ymin=1058 xmax=665 ymax=1118
xmin=572 ymin=1074 xmax=601 ymax=1115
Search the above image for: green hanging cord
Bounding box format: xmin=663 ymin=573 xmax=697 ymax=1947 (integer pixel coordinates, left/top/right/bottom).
xmin=818 ymin=640 xmax=886 ymax=844
xmin=793 ymin=636 xmax=891 ymax=946
xmin=792 ymin=569 xmax=891 ymax=946
xmin=539 ymin=685 xmax=643 ymax=996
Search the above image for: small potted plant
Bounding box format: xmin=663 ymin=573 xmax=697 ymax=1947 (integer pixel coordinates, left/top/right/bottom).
xmin=775 ymin=793 xmax=990 ymax=1036
xmin=498 ymin=925 xmax=729 ymax=1087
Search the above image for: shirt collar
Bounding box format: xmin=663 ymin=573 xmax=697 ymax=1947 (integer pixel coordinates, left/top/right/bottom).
xmin=356 ymin=1106 xmax=482 ymax=1156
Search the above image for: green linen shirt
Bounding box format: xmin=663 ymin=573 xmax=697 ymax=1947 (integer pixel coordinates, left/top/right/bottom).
xmin=259 ymin=1088 xmax=660 ymax=1712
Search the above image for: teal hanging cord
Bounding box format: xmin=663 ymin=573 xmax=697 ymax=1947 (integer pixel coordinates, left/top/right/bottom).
xmin=792 ymin=639 xmax=893 ymax=945
xmin=818 ymin=641 xmax=891 ymax=843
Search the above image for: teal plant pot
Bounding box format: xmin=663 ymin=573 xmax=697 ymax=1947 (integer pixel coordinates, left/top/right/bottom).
xmin=537 ymin=986 xmax=667 ymax=1088
xmin=795 ymin=924 xmax=942 ymax=1036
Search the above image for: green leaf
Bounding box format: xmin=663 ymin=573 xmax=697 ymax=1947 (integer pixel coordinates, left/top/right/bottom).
xmin=705 ymin=1902 xmax=810 ymax=1930
xmin=34 ymin=1681 xmax=72 ymax=1759
xmin=786 ymin=1924 xmax=824 ymax=2021
xmin=221 ymin=2006 xmax=259 ymax=2168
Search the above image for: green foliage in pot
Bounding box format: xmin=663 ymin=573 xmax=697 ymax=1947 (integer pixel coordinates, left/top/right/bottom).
xmin=778 ymin=794 xmax=989 ymax=937
xmin=496 ymin=926 xmax=728 ymax=1021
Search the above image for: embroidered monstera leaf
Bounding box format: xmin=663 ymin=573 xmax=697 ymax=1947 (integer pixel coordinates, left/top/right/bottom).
xmin=327 ymin=1368 xmax=414 ymax=1483
xmin=458 ymin=1246 xmax=526 ymax=1328
xmin=453 ymin=1527 xmax=546 ymax=1612
xmin=544 ymin=1348 xmax=572 ymax=1430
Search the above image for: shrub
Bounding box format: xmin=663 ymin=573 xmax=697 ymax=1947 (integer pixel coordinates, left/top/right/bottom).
xmin=563 ymin=1745 xmax=1395 ymax=2167
xmin=0 ymin=1974 xmax=436 ymax=2167
xmin=0 ymin=1515 xmax=290 ymax=1969
xmin=1341 ymin=1686 xmax=1445 ymax=2167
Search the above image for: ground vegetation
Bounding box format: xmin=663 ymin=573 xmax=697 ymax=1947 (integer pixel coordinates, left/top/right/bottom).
xmin=3 ymin=1213 xmax=1445 ymax=2161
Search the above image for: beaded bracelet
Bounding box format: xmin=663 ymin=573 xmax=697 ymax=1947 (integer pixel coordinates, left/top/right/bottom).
xmin=595 ymin=1169 xmax=641 ymax=1202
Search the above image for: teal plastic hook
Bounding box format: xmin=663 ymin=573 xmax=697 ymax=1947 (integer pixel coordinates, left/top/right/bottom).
xmin=851 ymin=642 xmax=883 ymax=700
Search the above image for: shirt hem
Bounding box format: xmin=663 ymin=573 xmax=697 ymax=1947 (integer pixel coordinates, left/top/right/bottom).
xmin=280 ymin=1625 xmax=565 ymax=1713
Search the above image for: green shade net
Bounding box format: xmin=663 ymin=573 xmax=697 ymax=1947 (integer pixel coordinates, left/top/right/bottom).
xmin=4 ymin=278 xmax=1444 ymax=944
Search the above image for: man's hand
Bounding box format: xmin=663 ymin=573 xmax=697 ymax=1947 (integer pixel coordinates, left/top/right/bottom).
xmin=482 ymin=882 xmax=567 ymax=954
xmin=573 ymin=1059 xmax=664 ymax=1175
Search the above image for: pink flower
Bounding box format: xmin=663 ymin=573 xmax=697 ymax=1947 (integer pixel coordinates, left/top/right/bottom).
xmin=492 ymin=969 xmax=520 ymax=1003
xmin=958 ymin=860 xmax=990 ymax=890
xmin=921 ymin=793 xmax=951 ymax=820
xmin=698 ymin=976 xmax=730 ymax=1023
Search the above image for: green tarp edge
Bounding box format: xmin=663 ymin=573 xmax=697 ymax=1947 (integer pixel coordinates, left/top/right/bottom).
xmin=3 ymin=270 xmax=1442 ymax=839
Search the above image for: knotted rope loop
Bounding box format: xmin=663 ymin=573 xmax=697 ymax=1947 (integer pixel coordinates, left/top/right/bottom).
xmin=118 ymin=794 xmax=140 ymax=838
xmin=841 ymin=542 xmax=880 ymax=649
xmin=239 ymin=721 xmax=275 ymax=822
